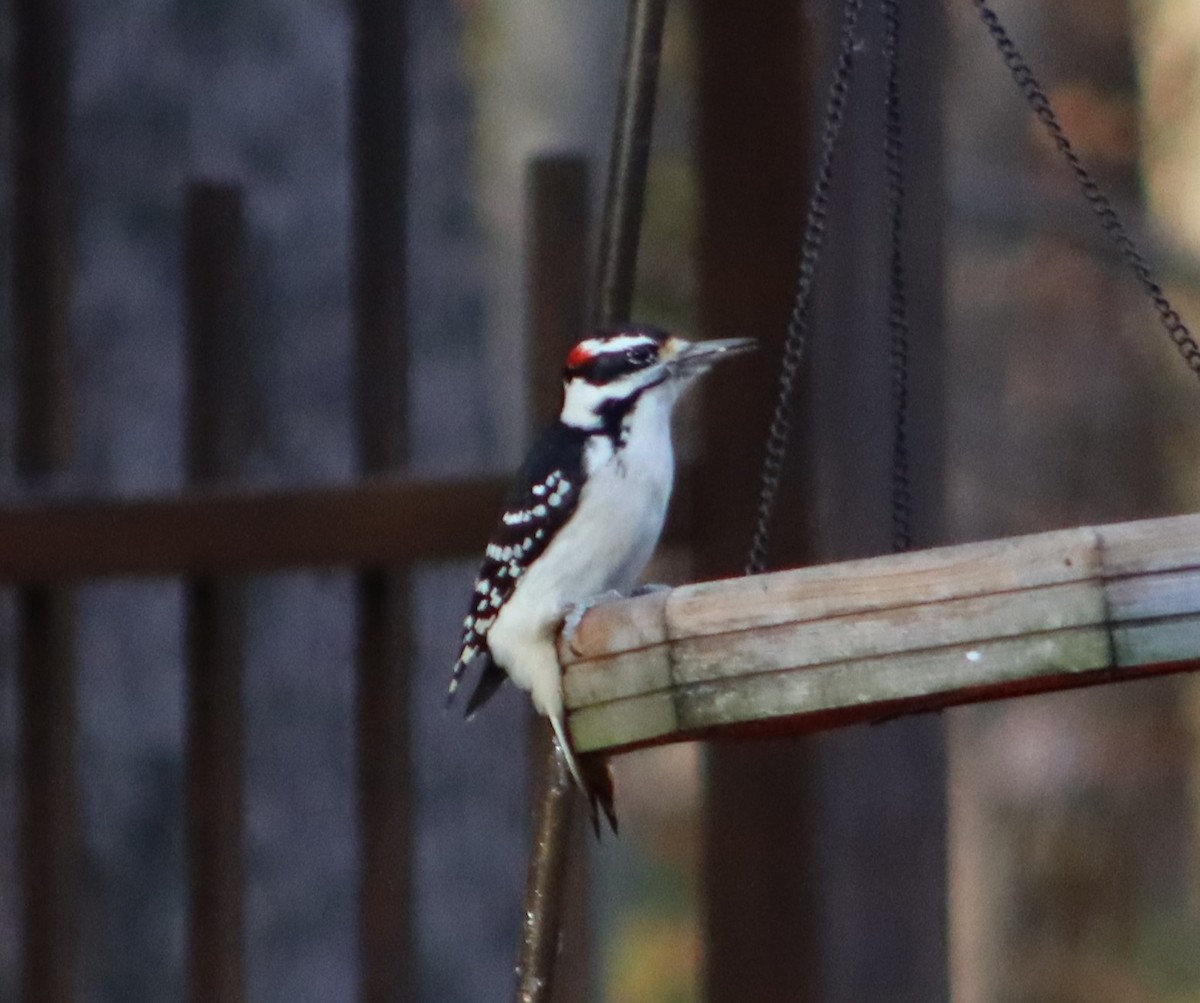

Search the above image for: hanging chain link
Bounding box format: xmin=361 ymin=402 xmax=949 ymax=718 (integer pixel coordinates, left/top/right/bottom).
xmin=746 ymin=0 xmax=863 ymax=576
xmin=972 ymin=0 xmax=1200 ymax=378
xmin=882 ymin=0 xmax=913 ymax=554
xmin=747 ymin=0 xmax=1199 ymax=576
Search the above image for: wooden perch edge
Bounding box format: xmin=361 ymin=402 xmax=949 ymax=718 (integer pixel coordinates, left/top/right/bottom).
xmin=559 ymin=512 xmax=1200 ymax=755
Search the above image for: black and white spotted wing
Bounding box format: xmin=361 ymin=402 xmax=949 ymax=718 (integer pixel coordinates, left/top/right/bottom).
xmin=447 ymin=423 xmax=589 ymax=713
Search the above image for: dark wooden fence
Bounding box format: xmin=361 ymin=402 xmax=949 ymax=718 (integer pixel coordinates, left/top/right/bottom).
xmin=5 ymin=2 xmax=517 ymax=999
xmin=5 ymin=1 xmax=957 ymax=1001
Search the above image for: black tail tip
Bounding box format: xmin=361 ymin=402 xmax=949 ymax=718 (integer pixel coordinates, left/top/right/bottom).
xmin=582 ymin=754 xmax=618 ymax=839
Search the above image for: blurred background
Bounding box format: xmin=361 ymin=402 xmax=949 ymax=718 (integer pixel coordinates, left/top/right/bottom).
xmin=2 ymin=0 xmax=1200 ymax=1001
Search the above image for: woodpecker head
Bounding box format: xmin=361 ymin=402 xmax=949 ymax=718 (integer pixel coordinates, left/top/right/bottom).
xmin=559 ymin=324 xmax=754 ymax=431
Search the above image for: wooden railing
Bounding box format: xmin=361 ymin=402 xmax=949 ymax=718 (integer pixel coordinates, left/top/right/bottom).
xmin=5 ymin=4 xmax=522 ymax=1002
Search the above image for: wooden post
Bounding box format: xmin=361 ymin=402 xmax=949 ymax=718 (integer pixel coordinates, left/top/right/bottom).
xmin=184 ymin=182 xmax=250 ymax=1003
xmin=527 ymin=157 xmax=589 ymax=425
xmin=14 ymin=0 xmax=73 ymax=473
xmin=693 ymin=2 xmax=818 ymax=1000
xmin=351 ymin=2 xmax=412 ymax=1001
xmin=695 ymin=0 xmax=947 ymax=998
xmin=804 ymin=3 xmax=947 ymax=999
xmin=18 ymin=591 xmax=77 ymax=1003
xmin=14 ymin=2 xmax=78 ymax=1001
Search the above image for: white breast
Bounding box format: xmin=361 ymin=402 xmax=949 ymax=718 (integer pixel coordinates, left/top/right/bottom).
xmin=485 ymin=388 xmax=676 ymax=713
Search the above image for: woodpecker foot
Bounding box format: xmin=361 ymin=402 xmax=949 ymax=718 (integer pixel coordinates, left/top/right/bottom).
xmin=560 ymin=590 xmax=623 ymax=653
xmin=631 ymin=582 xmax=670 ymax=597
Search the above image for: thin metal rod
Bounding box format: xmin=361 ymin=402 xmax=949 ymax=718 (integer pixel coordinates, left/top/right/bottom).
xmin=517 ymin=156 xmax=593 ymax=1003
xmin=592 ymin=0 xmax=669 ymax=328
xmin=515 ymin=731 xmax=577 ymax=1003
xmin=515 ymin=0 xmax=668 ymax=996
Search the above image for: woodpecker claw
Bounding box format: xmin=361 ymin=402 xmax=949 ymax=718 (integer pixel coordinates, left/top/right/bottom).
xmin=560 ymin=590 xmax=623 ymax=654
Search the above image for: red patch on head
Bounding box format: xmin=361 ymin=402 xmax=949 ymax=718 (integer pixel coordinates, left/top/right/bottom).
xmin=565 ymin=342 xmax=596 ymax=371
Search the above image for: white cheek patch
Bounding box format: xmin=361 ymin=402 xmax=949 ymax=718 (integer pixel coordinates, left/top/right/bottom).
xmin=561 ymin=370 xmax=662 ymax=430
xmin=560 ymin=379 xmax=609 ymax=429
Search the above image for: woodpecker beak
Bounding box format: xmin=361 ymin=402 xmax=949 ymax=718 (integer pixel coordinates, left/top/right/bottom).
xmin=669 ymin=336 xmax=756 ymax=375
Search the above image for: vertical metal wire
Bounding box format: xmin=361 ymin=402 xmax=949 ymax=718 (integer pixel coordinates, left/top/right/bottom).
xmin=592 ymin=0 xmax=670 ymax=328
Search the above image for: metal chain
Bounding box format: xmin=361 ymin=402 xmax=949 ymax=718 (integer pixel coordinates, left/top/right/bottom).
xmin=882 ymin=0 xmax=912 ymax=553
xmin=746 ymin=0 xmax=863 ymax=576
xmin=972 ymin=0 xmax=1200 ymax=378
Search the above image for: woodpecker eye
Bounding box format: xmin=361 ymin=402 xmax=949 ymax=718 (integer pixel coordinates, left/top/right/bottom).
xmin=626 ymin=345 xmax=656 ymax=367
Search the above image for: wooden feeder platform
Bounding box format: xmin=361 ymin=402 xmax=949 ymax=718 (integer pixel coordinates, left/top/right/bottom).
xmin=561 ymin=512 xmax=1200 ymax=754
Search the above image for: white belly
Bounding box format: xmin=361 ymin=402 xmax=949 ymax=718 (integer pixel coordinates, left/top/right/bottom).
xmin=486 ymin=394 xmax=675 ymax=715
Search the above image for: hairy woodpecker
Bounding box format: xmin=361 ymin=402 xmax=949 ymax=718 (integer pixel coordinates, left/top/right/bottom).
xmin=447 ymin=323 xmax=754 ymax=832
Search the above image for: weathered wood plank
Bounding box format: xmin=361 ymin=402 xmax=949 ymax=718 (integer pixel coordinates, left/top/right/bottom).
xmin=669 ymin=579 xmax=1107 ymax=689
xmin=562 ymin=512 xmax=1200 ymax=754
xmin=1113 ymin=613 xmax=1200 ymax=665
xmin=1106 ymin=567 xmax=1200 ymax=619
xmin=560 ymin=590 xmax=668 ymax=665
xmin=667 ymin=526 xmax=1101 ymax=639
xmin=1100 ymin=514 xmax=1200 ymax=575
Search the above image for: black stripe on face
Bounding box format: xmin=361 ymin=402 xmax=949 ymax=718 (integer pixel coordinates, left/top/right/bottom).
xmin=581 ymin=348 xmax=655 ymax=384
xmin=564 ymin=326 xmax=670 ymax=382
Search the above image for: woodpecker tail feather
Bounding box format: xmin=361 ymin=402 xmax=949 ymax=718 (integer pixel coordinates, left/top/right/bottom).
xmin=445 ymin=652 xmax=472 ymax=708
xmin=547 ymin=714 xmax=618 ymax=838
xmin=463 ymin=655 xmax=507 ymax=719
xmin=581 ymin=754 xmax=618 ymax=837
